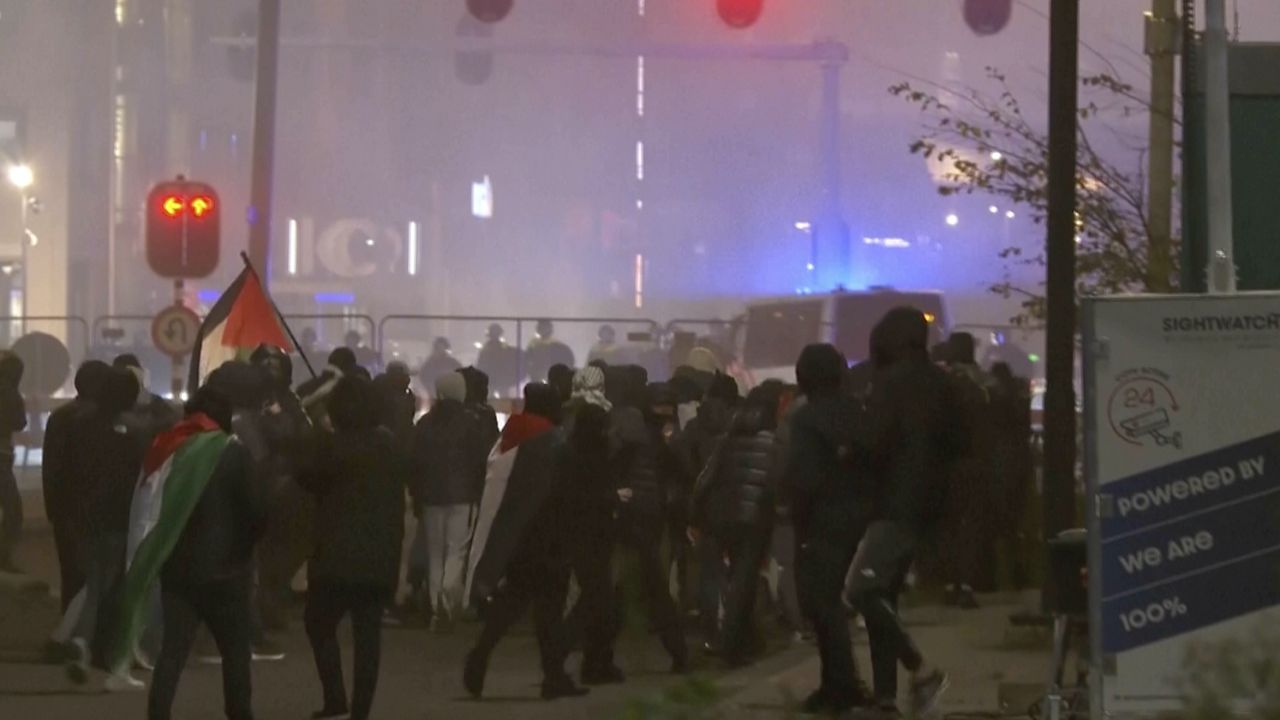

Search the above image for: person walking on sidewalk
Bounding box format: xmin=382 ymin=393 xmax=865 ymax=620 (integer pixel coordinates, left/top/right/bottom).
xmin=787 ymin=344 xmax=873 ymax=716
xmin=411 ymin=371 xmax=487 ymax=630
xmin=846 ymin=308 xmax=963 ymax=719
xmin=301 ymin=376 xmax=409 ymax=720
xmin=689 ymin=384 xmax=782 ymax=668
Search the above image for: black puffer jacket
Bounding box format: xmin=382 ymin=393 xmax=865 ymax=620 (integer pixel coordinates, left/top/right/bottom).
xmin=693 ymin=406 xmax=780 ymax=531
xmin=412 ymin=399 xmax=487 ymax=507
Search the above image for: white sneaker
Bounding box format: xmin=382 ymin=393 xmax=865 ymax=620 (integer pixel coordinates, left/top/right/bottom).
xmin=134 ymin=648 xmax=155 ymax=671
xmin=104 ymin=672 xmax=146 ymax=693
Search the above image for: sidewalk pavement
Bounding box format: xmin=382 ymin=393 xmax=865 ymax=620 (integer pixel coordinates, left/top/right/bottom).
xmin=711 ymin=596 xmax=1055 ymax=718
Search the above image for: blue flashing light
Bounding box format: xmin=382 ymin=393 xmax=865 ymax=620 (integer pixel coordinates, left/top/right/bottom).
xmin=196 ymin=289 xmax=220 ymax=304
xmin=314 ymin=292 xmax=356 ymax=305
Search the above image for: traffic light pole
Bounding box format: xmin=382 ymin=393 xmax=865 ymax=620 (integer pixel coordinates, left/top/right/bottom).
xmin=172 ymin=278 xmax=186 ymax=399
xmin=1043 ymin=0 xmax=1079 ymax=541
xmin=247 ymin=0 xmax=282 ymax=284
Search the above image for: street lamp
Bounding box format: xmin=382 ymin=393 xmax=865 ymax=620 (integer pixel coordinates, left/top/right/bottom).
xmin=6 ymin=164 xmax=33 ymax=190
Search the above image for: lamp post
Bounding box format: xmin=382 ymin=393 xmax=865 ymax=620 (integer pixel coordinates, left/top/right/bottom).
xmin=6 ymin=164 xmax=33 ymax=333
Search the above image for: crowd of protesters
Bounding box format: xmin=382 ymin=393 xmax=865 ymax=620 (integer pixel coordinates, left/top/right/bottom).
xmin=0 ymin=306 xmax=1034 ymax=720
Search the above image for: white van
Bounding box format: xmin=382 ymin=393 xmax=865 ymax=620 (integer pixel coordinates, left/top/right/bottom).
xmin=730 ymin=289 xmax=951 ymax=384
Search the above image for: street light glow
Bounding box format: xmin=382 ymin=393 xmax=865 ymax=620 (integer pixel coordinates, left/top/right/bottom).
xmin=945 ymin=213 xmax=959 ymax=227
xmin=988 ymin=205 xmax=999 ymax=214
xmin=990 ymin=151 xmax=1003 ymax=161
xmin=1005 ymin=210 xmax=1016 ymax=219
xmin=6 ymin=164 xmax=33 ymax=190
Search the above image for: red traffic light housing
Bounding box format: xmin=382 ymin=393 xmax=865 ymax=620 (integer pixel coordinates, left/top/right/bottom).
xmin=467 ymin=0 xmax=513 ymax=23
xmin=963 ymin=0 xmax=1013 ymax=36
xmin=717 ymin=0 xmax=764 ymax=29
xmin=146 ymin=179 xmax=221 ymax=279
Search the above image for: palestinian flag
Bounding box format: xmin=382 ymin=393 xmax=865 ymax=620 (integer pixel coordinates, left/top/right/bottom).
xmin=465 ymin=414 xmax=561 ymax=608
xmin=109 ymin=414 xmax=230 ymax=673
xmin=189 ymin=265 xmax=292 ymax=389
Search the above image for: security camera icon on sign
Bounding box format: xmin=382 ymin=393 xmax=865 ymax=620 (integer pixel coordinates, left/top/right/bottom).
xmin=1119 ymin=408 xmax=1183 ymax=450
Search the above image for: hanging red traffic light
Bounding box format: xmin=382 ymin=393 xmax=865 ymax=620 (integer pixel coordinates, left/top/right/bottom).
xmin=717 ymin=0 xmax=764 ymax=29
xmin=963 ymin=0 xmax=1013 ymax=36
xmin=466 ymin=0 xmax=513 ymax=23
xmin=146 ymin=179 xmax=221 ymax=278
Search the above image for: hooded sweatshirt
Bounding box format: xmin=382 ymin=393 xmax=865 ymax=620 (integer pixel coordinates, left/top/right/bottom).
xmin=411 ymin=372 xmax=487 ymax=507
xmin=862 ymin=307 xmax=966 ymax=531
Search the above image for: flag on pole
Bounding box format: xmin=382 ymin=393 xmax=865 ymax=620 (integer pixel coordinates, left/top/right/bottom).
xmin=109 ymin=414 xmax=230 ymax=673
xmin=189 ymin=265 xmax=292 ymax=389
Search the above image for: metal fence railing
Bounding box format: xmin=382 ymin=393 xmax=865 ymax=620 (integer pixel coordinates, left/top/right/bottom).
xmin=379 ymin=315 xmax=660 ymax=397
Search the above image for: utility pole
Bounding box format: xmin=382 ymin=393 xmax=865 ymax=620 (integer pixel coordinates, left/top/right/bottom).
xmin=1144 ymin=0 xmax=1178 ymax=293
xmin=247 ymin=0 xmax=281 ymax=282
xmin=1203 ymin=0 xmax=1236 ymax=293
xmin=1043 ymin=0 xmax=1079 ymax=539
xmin=1179 ymin=0 xmax=1205 ymax=292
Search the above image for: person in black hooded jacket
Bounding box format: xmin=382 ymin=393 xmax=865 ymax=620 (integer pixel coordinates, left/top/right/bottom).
xmin=458 ymin=366 xmax=500 ymax=451
xmin=690 ymin=384 xmax=782 ymax=667
xmin=786 ymin=343 xmax=871 ymax=715
xmin=301 ymin=375 xmax=409 ymax=720
xmin=463 ymin=383 xmax=587 ymax=701
xmin=249 ymin=345 xmax=317 ymax=633
xmin=62 ymin=367 xmax=142 ymax=682
xmin=608 ymin=365 xmax=689 ymax=673
xmin=845 ymin=307 xmax=963 ymax=718
xmin=43 ymin=361 xmax=110 ymax=612
xmin=148 ymin=384 xmax=268 ymax=720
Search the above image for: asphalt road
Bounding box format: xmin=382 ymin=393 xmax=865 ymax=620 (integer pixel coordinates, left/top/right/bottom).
xmin=0 ymin=614 xmax=763 ymax=720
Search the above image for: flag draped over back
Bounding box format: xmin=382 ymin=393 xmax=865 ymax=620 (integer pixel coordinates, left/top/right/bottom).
xmin=465 ymin=415 xmax=559 ymax=608
xmin=189 ymin=266 xmax=292 ymax=390
xmin=109 ymin=414 xmax=229 ymax=673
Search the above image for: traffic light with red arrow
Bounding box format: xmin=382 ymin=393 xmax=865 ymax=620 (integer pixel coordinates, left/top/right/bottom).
xmin=146 ymin=178 xmax=222 ymax=279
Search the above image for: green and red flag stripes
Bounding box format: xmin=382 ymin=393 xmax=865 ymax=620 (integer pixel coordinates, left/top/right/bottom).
xmin=109 ymin=414 xmax=230 ymax=673
xmin=189 ymin=265 xmax=292 ymax=390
